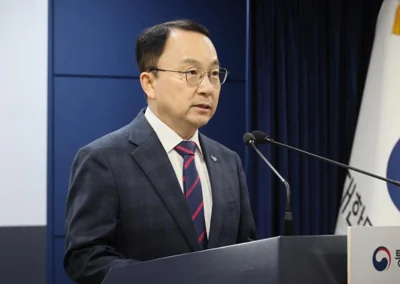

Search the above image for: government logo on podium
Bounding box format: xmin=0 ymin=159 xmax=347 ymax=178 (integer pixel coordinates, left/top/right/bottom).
xmin=372 ymin=246 xmax=392 ymax=271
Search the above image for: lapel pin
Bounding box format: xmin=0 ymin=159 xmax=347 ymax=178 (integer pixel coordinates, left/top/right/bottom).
xmin=211 ymin=155 xmax=218 ymax=162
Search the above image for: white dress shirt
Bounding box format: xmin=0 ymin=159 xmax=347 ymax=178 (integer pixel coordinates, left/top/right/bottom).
xmin=144 ymin=107 xmax=213 ymax=238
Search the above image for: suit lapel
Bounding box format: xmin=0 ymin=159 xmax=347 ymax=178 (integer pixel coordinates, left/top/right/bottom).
xmin=128 ymin=110 xmax=200 ymax=251
xmin=200 ymin=135 xmax=227 ymax=249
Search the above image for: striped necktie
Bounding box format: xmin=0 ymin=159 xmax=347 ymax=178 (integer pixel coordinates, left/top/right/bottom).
xmin=175 ymin=141 xmax=207 ymax=249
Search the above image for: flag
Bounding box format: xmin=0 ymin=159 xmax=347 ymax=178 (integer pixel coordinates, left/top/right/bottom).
xmin=335 ymin=0 xmax=400 ymax=235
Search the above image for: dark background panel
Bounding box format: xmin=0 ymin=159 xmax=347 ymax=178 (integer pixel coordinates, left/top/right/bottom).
xmin=53 ymin=0 xmax=246 ymax=80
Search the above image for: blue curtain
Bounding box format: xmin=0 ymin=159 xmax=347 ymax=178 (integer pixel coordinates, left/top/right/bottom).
xmin=246 ymin=0 xmax=383 ymax=238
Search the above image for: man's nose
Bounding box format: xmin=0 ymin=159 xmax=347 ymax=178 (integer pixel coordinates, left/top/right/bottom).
xmin=197 ymin=74 xmax=216 ymax=94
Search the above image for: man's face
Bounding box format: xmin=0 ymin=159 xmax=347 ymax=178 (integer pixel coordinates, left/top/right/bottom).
xmin=149 ymin=29 xmax=222 ymax=136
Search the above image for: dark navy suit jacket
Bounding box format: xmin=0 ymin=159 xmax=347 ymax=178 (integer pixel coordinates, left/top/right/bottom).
xmin=64 ymin=109 xmax=257 ymax=284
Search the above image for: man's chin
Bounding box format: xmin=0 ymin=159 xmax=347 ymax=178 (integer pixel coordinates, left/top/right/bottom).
xmin=186 ymin=110 xmax=215 ymax=128
xmin=189 ymin=117 xmax=211 ymax=129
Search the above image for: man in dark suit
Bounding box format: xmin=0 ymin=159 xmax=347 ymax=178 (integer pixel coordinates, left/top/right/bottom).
xmin=64 ymin=19 xmax=257 ymax=284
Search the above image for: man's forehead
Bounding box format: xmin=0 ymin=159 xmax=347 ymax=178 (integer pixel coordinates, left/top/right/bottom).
xmin=161 ymin=29 xmax=219 ymax=67
xmin=179 ymin=58 xmax=220 ymax=66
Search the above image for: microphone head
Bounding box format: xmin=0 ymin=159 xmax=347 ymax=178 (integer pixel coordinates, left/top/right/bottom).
xmin=252 ymin=130 xmax=268 ymax=144
xmin=243 ymin=132 xmax=256 ymax=145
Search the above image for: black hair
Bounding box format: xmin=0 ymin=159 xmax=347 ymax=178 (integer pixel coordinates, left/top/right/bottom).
xmin=135 ymin=19 xmax=210 ymax=73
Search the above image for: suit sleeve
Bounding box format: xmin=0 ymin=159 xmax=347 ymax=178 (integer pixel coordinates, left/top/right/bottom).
xmin=64 ymin=146 xmax=136 ymax=284
xmin=235 ymin=152 xmax=258 ymax=243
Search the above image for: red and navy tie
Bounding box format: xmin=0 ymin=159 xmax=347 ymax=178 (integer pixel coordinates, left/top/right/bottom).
xmin=175 ymin=141 xmax=207 ymax=249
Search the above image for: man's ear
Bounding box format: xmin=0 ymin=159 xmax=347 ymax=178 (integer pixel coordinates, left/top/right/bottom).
xmin=140 ymin=72 xmax=156 ymax=100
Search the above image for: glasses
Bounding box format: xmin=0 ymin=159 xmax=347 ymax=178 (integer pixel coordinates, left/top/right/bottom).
xmin=149 ymin=67 xmax=228 ymax=85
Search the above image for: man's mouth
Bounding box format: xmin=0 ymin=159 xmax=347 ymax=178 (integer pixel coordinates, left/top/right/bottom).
xmin=193 ymin=104 xmax=211 ymax=110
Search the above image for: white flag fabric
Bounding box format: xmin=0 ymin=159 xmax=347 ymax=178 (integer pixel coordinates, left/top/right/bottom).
xmin=335 ymin=0 xmax=400 ymax=235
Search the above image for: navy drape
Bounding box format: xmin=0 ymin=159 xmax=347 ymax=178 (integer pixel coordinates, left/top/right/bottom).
xmin=246 ymin=0 xmax=383 ymax=238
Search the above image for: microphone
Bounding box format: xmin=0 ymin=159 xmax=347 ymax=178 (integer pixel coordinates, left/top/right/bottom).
xmin=243 ymin=133 xmax=294 ymax=236
xmin=252 ymin=130 xmax=400 ymax=187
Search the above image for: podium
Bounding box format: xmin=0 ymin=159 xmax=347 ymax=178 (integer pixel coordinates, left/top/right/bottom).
xmin=102 ymin=235 xmax=347 ymax=284
xmin=347 ymin=226 xmax=400 ymax=284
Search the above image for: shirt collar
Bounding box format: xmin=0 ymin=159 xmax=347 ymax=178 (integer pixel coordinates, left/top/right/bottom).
xmin=144 ymin=107 xmax=203 ymax=156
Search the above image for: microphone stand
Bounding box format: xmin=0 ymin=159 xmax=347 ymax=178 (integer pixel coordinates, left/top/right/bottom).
xmin=248 ymin=141 xmax=294 ymax=236
xmin=263 ymin=136 xmax=400 ymax=187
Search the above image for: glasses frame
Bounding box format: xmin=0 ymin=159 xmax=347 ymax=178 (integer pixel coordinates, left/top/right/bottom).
xmin=149 ymin=67 xmax=229 ymax=85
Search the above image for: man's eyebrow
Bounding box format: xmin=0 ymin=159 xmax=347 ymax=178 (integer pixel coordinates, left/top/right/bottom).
xmin=210 ymin=59 xmax=220 ymax=67
xmin=180 ymin=58 xmax=220 ymax=67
